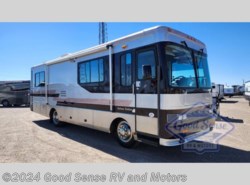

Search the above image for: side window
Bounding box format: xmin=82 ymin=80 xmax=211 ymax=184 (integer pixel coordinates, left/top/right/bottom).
xmin=120 ymin=53 xmax=132 ymax=86
xmin=35 ymin=71 xmax=45 ymax=87
xmin=35 ymin=73 xmax=39 ymax=87
xmin=79 ymin=58 xmax=104 ymax=84
xmin=137 ymin=50 xmax=156 ymax=80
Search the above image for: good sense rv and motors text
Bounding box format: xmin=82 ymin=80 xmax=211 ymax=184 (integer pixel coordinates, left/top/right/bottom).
xmin=2 ymin=172 xmax=187 ymax=183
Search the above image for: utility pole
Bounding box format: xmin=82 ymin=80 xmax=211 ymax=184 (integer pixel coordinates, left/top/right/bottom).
xmin=99 ymin=22 xmax=108 ymax=44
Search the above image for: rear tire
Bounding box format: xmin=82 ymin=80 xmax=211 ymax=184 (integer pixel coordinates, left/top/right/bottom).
xmin=115 ymin=120 xmax=135 ymax=148
xmin=50 ymin=109 xmax=63 ymax=127
xmin=2 ymin=100 xmax=10 ymax=107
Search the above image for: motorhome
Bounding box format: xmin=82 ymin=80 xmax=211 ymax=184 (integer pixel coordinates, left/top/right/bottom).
xmin=31 ymin=26 xmax=215 ymax=147
xmin=244 ymin=81 xmax=250 ymax=106
xmin=0 ymin=80 xmax=30 ymax=107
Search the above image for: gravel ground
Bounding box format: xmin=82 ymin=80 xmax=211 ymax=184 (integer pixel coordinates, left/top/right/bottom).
xmin=0 ymin=96 xmax=249 ymax=163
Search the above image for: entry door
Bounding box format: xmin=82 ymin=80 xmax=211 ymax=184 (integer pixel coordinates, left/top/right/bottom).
xmin=135 ymin=47 xmax=159 ymax=136
xmin=32 ymin=66 xmax=47 ymax=115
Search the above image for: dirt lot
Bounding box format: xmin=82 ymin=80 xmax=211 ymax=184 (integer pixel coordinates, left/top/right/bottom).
xmin=0 ymin=96 xmax=249 ymax=163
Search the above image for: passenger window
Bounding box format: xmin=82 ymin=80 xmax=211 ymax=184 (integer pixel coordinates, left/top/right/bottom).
xmin=137 ymin=50 xmax=156 ymax=80
xmin=35 ymin=71 xmax=45 ymax=87
xmin=79 ymin=58 xmax=104 ymax=83
xmin=120 ymin=53 xmax=132 ymax=86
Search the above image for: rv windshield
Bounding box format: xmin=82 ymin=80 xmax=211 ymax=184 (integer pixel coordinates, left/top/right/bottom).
xmin=165 ymin=44 xmax=211 ymax=88
xmin=194 ymin=52 xmax=211 ymax=88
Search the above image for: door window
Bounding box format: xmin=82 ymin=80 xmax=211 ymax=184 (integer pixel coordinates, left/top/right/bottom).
xmin=137 ymin=50 xmax=156 ymax=80
xmin=136 ymin=49 xmax=157 ymax=94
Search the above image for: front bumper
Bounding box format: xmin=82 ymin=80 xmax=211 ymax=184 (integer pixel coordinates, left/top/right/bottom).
xmin=159 ymin=126 xmax=212 ymax=146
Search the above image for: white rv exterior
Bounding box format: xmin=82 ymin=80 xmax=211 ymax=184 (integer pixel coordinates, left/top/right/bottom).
xmin=244 ymin=81 xmax=250 ymax=106
xmin=31 ymin=26 xmax=215 ymax=147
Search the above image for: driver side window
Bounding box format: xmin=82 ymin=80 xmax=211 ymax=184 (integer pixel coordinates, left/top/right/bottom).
xmin=137 ymin=50 xmax=156 ymax=80
xmin=35 ymin=71 xmax=45 ymax=87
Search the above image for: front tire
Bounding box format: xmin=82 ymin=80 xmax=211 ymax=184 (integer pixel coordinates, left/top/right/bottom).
xmin=50 ymin=109 xmax=63 ymax=127
xmin=115 ymin=120 xmax=135 ymax=148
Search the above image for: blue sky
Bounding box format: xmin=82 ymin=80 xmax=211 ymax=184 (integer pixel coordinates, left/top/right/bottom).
xmin=0 ymin=23 xmax=249 ymax=85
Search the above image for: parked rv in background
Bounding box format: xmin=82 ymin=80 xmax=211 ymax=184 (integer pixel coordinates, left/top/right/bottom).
xmin=238 ymin=86 xmax=245 ymax=95
xmin=211 ymin=83 xmax=224 ymax=115
xmin=244 ymin=81 xmax=250 ymax=106
xmin=224 ymin=85 xmax=234 ymax=97
xmin=223 ymin=84 xmax=244 ymax=98
xmin=212 ymin=83 xmax=224 ymax=101
xmin=232 ymin=85 xmax=244 ymax=96
xmin=0 ymin=81 xmax=30 ymax=107
xmin=31 ymin=26 xmax=215 ymax=148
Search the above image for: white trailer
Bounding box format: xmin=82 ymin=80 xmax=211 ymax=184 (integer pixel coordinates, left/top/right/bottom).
xmin=245 ymin=81 xmax=250 ymax=106
xmin=211 ymin=83 xmax=224 ymax=115
xmin=224 ymin=85 xmax=234 ymax=97
xmin=31 ymin=26 xmax=215 ymax=147
xmin=232 ymin=85 xmax=244 ymax=95
xmin=212 ymin=83 xmax=224 ymax=100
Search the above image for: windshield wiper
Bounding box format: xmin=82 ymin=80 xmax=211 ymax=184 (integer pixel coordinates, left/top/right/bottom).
xmin=197 ymin=48 xmax=204 ymax=59
xmin=181 ymin=41 xmax=188 ymax=48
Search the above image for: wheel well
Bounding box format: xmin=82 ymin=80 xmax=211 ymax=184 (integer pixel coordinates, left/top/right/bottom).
xmin=1 ymin=99 xmax=10 ymax=106
xmin=110 ymin=118 xmax=125 ymax=134
xmin=1 ymin=99 xmax=9 ymax=103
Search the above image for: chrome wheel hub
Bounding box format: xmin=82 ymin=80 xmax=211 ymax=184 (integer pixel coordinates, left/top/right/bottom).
xmin=117 ymin=122 xmax=132 ymax=143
